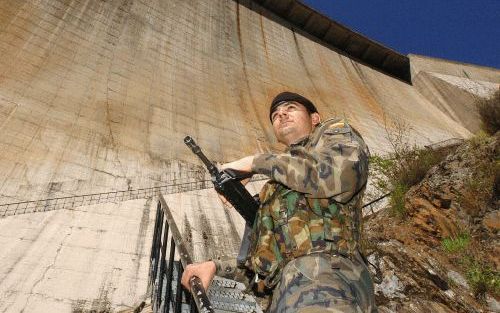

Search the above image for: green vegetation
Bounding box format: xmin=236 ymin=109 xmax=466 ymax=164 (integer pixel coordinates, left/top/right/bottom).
xmin=441 ymin=131 xmax=498 ymax=300
xmin=388 ymin=183 xmax=408 ymax=217
xmin=371 ymin=110 xmax=500 ymax=300
xmin=370 ymin=117 xmax=450 ymax=217
xmin=476 ymin=90 xmax=500 ymax=135
xmin=441 ymin=233 xmax=470 ymax=253
xmin=443 ymin=234 xmax=499 ymax=299
xmin=461 ymin=257 xmax=500 ymax=299
xmin=458 ymin=135 xmax=499 ymax=216
xmin=442 ymin=230 xmax=499 ymax=299
xmin=469 ymin=130 xmax=490 ymax=148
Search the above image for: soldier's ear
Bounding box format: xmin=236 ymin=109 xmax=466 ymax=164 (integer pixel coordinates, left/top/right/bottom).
xmin=311 ymin=113 xmax=321 ymax=126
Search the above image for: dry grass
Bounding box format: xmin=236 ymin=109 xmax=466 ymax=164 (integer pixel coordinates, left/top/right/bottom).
xmin=476 ymin=90 xmax=500 ymax=135
xmin=458 ymin=137 xmax=499 ymax=217
xmin=370 ymin=116 xmax=451 ymax=217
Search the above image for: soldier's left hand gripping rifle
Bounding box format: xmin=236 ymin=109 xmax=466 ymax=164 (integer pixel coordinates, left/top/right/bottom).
xmin=184 ymin=136 xmax=259 ymax=226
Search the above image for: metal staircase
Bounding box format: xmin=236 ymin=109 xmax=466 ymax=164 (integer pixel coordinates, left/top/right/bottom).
xmin=148 ymin=194 xmax=263 ymax=313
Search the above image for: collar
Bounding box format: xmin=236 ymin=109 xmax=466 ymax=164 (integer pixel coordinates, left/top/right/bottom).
xmin=286 ymin=122 xmax=325 ymax=150
xmin=289 ymin=136 xmax=310 ymax=148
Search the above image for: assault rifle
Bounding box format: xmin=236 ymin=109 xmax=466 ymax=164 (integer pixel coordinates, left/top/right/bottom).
xmin=184 ymin=136 xmax=258 ymax=226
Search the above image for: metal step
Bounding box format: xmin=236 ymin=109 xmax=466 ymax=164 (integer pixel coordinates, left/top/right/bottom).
xmin=158 ymin=262 xmax=263 ymax=313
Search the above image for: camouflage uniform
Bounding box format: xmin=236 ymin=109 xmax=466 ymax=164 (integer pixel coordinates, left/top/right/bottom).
xmin=214 ymin=118 xmax=376 ymax=312
xmin=268 ymin=252 xmax=375 ymax=313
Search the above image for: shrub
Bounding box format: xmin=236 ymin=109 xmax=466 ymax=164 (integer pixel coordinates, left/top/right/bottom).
xmin=370 ymin=117 xmax=451 ymax=217
xmin=369 ymin=155 xmax=394 ymax=193
xmin=389 ymin=183 xmax=408 ymax=217
xmin=396 ymin=148 xmax=450 ymax=188
xmin=476 ymin=90 xmax=500 ymax=135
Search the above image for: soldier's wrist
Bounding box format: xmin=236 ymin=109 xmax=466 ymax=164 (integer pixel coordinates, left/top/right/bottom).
xmin=210 ymin=259 xmax=221 ymax=274
xmin=210 ymin=256 xmax=237 ymax=277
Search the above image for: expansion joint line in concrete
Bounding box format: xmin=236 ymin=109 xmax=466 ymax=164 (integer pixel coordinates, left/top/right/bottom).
xmin=0 ymin=176 xmax=268 ymax=218
xmin=16 ymin=228 xmax=74 ymax=313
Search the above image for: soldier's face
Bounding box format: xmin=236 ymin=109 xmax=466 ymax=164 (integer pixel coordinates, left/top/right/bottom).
xmin=271 ymin=102 xmax=320 ymax=145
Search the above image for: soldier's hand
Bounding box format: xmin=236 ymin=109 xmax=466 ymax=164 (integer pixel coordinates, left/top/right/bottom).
xmin=181 ymin=261 xmax=216 ymax=292
xmin=216 ymin=157 xmax=254 ymax=207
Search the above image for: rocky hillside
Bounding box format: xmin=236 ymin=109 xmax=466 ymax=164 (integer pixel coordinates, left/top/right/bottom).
xmin=365 ymin=133 xmax=499 ymax=313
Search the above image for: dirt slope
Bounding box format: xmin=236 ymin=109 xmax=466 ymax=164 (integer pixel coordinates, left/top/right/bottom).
xmin=365 ymin=133 xmax=499 ymax=312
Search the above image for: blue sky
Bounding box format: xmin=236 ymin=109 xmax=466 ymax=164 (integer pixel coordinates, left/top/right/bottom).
xmin=300 ymin=0 xmax=500 ymax=69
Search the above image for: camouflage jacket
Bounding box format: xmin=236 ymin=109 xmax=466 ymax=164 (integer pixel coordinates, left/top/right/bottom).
xmin=215 ymin=118 xmax=370 ymax=286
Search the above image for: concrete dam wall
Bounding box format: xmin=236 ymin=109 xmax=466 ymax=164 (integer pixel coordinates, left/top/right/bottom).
xmin=1 ymin=0 xmax=498 ymax=204
xmin=0 ymin=0 xmax=498 ymax=311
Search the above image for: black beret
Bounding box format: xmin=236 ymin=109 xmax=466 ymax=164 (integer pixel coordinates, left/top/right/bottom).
xmin=269 ymin=92 xmax=318 ymax=122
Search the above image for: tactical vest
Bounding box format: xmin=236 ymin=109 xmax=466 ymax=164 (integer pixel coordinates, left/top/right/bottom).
xmin=249 ymin=183 xmax=364 ymax=288
xmin=248 ymin=119 xmax=367 ymax=288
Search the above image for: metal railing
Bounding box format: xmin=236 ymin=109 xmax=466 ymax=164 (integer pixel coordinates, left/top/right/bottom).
xmin=1 ymin=175 xmax=268 ymax=218
xmin=0 ymin=180 xmax=211 ymax=218
xmin=149 ymin=194 xmax=214 ymax=313
xmin=424 ymin=138 xmax=464 ymax=150
xmin=362 ymin=191 xmax=391 ymax=214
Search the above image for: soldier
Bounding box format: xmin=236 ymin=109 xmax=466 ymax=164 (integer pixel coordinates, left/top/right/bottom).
xmin=181 ymin=92 xmax=377 ymax=312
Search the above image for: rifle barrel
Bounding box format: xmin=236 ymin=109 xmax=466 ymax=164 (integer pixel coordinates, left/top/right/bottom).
xmin=184 ymin=136 xmax=219 ymax=177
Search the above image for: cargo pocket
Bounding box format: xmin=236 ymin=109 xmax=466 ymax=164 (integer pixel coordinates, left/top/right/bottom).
xmin=272 ymin=190 xmax=313 ymax=258
xmin=270 ymin=191 xmax=297 ymax=255
xmin=287 ymin=209 xmax=311 ymax=257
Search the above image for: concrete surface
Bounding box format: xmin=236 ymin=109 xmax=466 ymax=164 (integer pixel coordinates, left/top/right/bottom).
xmin=0 ymin=0 xmax=499 ymax=312
xmin=163 ymin=179 xmax=266 ymax=262
xmin=0 ymin=198 xmax=155 ymax=312
xmin=0 ymin=0 xmax=497 ymax=205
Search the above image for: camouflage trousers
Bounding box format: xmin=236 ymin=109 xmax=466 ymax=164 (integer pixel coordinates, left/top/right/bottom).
xmin=268 ymin=252 xmax=377 ymax=313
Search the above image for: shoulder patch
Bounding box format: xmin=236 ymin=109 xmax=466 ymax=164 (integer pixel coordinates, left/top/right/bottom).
xmin=324 ymin=120 xmax=351 ymax=135
xmin=324 ymin=126 xmax=351 ymax=135
xmin=329 ymin=121 xmax=347 ymax=129
xmin=309 ymin=117 xmax=351 ymax=146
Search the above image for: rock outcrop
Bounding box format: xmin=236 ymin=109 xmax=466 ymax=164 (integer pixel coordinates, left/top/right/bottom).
xmin=365 ymin=133 xmax=499 ymax=312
